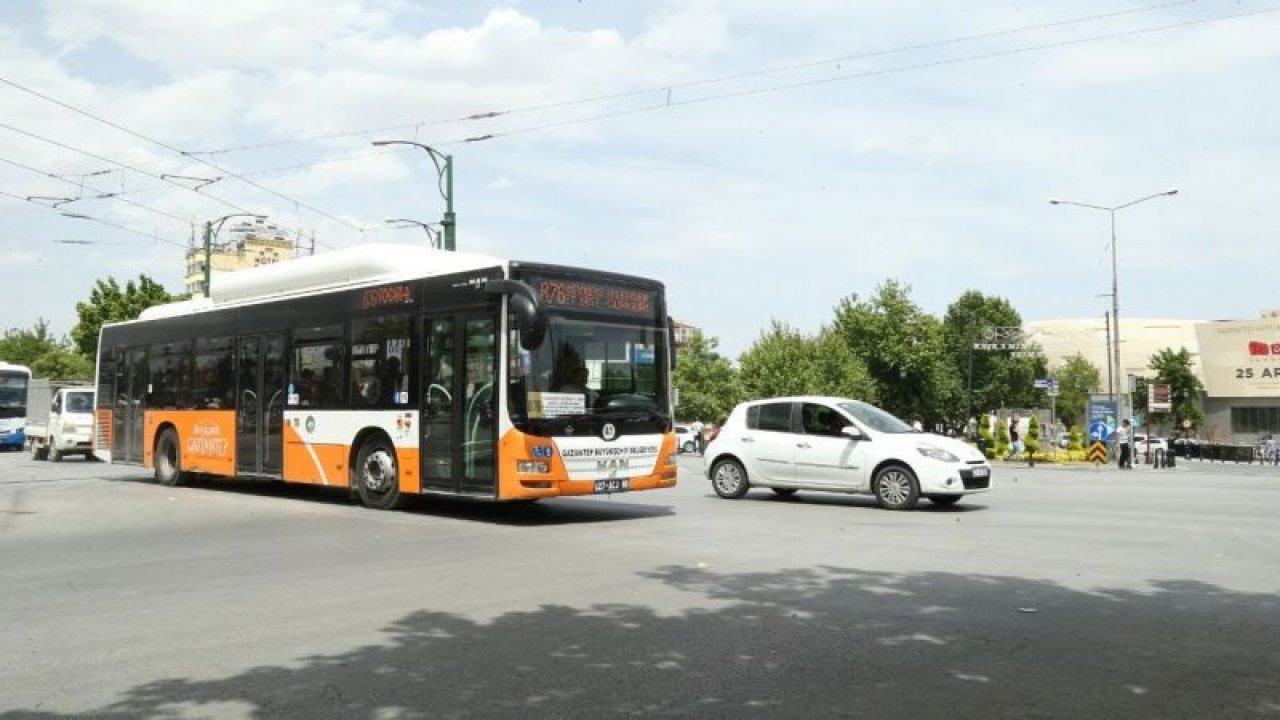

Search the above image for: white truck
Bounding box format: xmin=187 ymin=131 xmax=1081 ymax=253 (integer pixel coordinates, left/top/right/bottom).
xmin=27 ymin=380 xmax=97 ymax=461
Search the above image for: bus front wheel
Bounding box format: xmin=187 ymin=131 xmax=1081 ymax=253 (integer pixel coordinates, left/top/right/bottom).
xmin=355 ymin=436 xmax=402 ymax=510
xmin=155 ymin=429 xmax=186 ymax=487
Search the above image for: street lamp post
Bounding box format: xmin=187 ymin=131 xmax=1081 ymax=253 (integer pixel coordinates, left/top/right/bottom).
xmin=385 ymin=218 xmax=441 ymax=249
xmin=1050 ymin=188 xmax=1178 ymax=428
xmin=203 ymin=213 xmax=266 ymax=297
xmin=372 ymin=140 xmax=455 ymax=251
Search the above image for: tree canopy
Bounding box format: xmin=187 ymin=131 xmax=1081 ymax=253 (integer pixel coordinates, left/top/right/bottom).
xmin=71 ymin=275 xmax=177 ymax=359
xmin=738 ymin=321 xmax=875 ymax=402
xmin=672 ymin=332 xmax=740 ymax=425
xmin=0 ymin=319 xmax=93 ymax=379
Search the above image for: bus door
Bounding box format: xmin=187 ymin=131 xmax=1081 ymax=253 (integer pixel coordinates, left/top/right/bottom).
xmin=112 ymin=347 xmax=147 ymax=464
xmin=236 ymin=333 xmax=286 ymax=476
xmin=420 ymin=313 xmax=497 ymax=494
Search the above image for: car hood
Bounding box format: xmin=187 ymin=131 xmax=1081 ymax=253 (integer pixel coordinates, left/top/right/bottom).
xmin=874 ymin=432 xmax=987 ymax=463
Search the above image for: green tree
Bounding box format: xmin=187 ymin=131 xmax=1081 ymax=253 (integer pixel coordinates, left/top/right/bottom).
xmin=833 ymin=279 xmax=954 ymax=425
xmin=71 ymin=275 xmax=177 ymax=359
xmin=1025 ymin=414 xmax=1041 ymax=462
xmin=0 ymin=319 xmax=93 ymax=379
xmin=978 ymin=412 xmax=995 ymax=458
xmin=1054 ymin=354 xmax=1102 ymax=430
xmin=941 ymin=290 xmax=1042 ymax=423
xmin=1136 ymin=347 xmax=1204 ymax=432
xmin=672 ymin=332 xmax=740 ymax=424
xmin=738 ymin=320 xmax=875 ymax=402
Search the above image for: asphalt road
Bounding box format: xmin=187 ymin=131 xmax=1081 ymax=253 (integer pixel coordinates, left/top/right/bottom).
xmin=2 ymin=450 xmax=1279 ymax=718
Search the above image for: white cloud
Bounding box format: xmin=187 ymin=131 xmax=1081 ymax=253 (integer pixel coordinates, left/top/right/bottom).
xmin=0 ymin=1 xmax=1277 ymax=362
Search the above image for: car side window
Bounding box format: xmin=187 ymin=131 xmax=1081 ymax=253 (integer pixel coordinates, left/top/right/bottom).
xmin=750 ymin=402 xmax=793 ymax=432
xmin=802 ymin=403 xmax=849 ymax=437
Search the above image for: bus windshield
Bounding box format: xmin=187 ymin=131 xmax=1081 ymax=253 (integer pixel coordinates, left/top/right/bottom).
xmin=509 ymin=316 xmax=669 ymax=430
xmin=0 ymin=371 xmax=29 ymax=420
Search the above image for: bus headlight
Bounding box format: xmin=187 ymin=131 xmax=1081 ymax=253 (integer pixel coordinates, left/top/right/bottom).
xmin=517 ymin=460 xmax=549 ymax=474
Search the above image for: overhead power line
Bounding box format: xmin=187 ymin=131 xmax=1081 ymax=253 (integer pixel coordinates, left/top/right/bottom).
xmin=479 ymin=6 xmax=1279 ymax=143
xmin=0 ymin=77 xmax=363 ymax=233
xmin=182 ymin=0 xmax=1206 ymax=156
xmin=0 ymin=121 xmax=332 ymax=249
xmin=0 ymin=188 xmax=186 ymax=248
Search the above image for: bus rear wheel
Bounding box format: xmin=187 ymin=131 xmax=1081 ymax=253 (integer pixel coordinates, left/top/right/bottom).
xmin=355 ymin=436 xmax=403 ymax=510
xmin=155 ymin=428 xmax=186 ymax=487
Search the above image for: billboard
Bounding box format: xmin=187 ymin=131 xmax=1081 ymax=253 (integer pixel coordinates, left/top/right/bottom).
xmin=1195 ymin=319 xmax=1280 ymax=398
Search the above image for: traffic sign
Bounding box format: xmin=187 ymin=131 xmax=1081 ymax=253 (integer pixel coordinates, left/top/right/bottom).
xmin=1034 ymin=378 xmax=1050 ymax=389
xmin=1088 ymin=419 xmax=1112 ymax=442
xmin=1088 ymin=442 xmax=1108 ymax=463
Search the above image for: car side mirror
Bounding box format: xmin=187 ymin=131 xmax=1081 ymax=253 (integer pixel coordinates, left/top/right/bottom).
xmin=841 ymin=426 xmax=866 ymax=441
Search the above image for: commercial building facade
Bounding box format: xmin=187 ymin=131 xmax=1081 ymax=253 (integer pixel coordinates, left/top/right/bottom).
xmin=1025 ymin=313 xmax=1280 ymax=444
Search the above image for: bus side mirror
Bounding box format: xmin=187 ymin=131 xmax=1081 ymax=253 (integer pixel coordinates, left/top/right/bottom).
xmin=485 ymin=279 xmax=547 ymax=350
xmin=668 ymin=316 xmax=677 ymax=370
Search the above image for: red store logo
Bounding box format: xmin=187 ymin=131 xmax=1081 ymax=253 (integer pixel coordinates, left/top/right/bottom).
xmin=1248 ymin=341 xmax=1280 ymax=356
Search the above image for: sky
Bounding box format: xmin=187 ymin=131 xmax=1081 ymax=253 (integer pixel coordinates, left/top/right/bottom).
xmin=1 ymin=0 xmax=1277 ymax=361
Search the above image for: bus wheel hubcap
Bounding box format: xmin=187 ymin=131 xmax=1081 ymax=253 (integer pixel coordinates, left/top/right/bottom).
xmin=364 ymin=450 xmax=395 ymax=492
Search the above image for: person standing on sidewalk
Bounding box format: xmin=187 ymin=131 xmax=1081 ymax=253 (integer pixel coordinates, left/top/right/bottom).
xmin=691 ymin=419 xmax=704 ymax=454
xmin=1115 ymin=419 xmax=1133 ymax=469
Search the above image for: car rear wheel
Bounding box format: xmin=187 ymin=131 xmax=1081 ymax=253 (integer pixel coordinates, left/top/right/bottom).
xmin=874 ymin=464 xmax=919 ymax=511
xmin=682 ymin=441 xmax=695 ymax=454
xmin=710 ymin=458 xmax=750 ymax=499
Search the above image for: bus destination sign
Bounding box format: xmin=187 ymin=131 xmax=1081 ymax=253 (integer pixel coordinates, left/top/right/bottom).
xmin=360 ymin=284 xmax=415 ymax=311
xmin=534 ymin=278 xmax=654 ymax=317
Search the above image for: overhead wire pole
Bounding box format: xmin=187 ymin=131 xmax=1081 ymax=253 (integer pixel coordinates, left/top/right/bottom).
xmin=1051 ymin=188 xmax=1178 ymax=431
xmin=384 ymin=218 xmax=441 ymax=249
xmin=372 ymin=140 xmax=455 ymax=251
xmin=203 ymin=213 xmax=267 ymax=298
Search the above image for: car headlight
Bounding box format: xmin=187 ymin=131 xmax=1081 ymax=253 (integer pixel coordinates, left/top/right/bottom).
xmin=916 ymin=445 xmax=960 ymax=462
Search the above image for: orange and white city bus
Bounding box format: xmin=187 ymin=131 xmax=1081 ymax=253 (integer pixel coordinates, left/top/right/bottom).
xmin=94 ymin=244 xmax=679 ymax=508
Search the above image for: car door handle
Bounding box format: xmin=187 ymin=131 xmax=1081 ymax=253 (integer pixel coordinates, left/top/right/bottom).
xmin=740 ymin=437 xmax=754 ymax=443
xmin=796 ymin=442 xmax=811 ymax=449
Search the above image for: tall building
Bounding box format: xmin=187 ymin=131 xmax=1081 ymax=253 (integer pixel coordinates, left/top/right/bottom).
xmin=671 ymin=319 xmax=702 ymax=349
xmin=184 ymin=218 xmax=298 ymax=298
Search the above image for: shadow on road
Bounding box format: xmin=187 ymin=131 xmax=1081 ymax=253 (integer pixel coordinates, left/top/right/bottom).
xmin=6 ymin=566 xmax=1278 ymax=718
xmin=102 ymin=473 xmax=675 ymax=526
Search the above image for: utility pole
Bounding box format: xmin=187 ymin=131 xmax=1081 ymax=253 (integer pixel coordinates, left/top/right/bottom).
xmin=372 ymin=140 xmax=456 ymax=251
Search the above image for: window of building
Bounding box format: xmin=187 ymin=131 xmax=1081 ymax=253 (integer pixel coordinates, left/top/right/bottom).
xmin=1232 ymin=406 xmax=1280 ymax=434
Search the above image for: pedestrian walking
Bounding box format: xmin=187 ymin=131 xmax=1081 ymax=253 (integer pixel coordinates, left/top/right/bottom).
xmin=1267 ymin=434 xmax=1277 ymax=466
xmin=691 ymin=419 xmax=704 ymax=454
xmin=1116 ymin=419 xmax=1133 ymax=469
xmin=1007 ymin=415 xmax=1021 ymax=460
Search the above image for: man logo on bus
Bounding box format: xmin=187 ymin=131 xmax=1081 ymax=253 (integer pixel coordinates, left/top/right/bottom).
xmin=602 ymin=422 xmax=617 ymax=442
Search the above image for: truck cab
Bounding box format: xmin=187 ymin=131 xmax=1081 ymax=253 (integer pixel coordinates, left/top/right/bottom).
xmin=28 ymin=384 xmax=96 ymax=461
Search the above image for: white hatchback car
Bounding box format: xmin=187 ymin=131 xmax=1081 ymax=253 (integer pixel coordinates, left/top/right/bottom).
xmin=703 ymin=396 xmax=992 ymax=510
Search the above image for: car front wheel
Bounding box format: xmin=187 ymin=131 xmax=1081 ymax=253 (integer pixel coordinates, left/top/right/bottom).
xmin=873 ymin=464 xmax=920 ymax=511
xmin=710 ymin=458 xmax=750 ymax=499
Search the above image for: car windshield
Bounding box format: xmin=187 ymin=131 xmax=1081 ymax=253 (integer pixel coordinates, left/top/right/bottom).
xmin=836 ymin=399 xmax=916 ymax=434
xmin=66 ymin=392 xmax=94 ymax=413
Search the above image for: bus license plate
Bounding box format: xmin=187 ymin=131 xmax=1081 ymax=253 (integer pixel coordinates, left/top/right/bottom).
xmin=594 ymin=478 xmax=629 ymax=494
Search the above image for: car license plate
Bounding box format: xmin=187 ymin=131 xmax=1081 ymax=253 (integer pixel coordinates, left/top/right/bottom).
xmin=594 ymin=478 xmax=629 ymax=494
xmin=972 ymin=467 xmax=990 ymax=478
